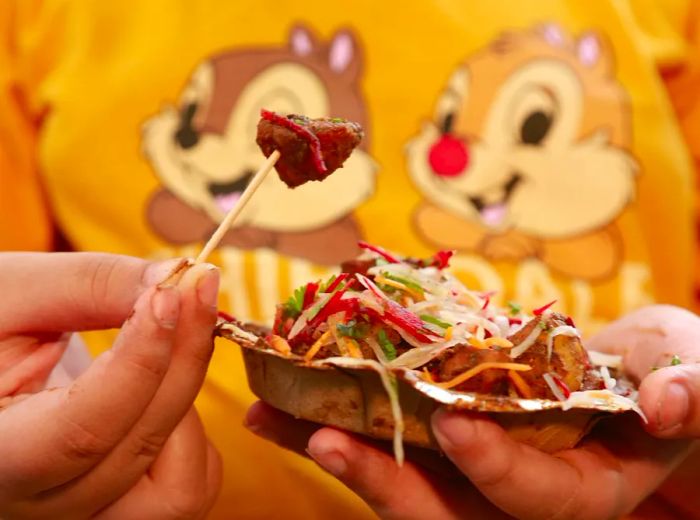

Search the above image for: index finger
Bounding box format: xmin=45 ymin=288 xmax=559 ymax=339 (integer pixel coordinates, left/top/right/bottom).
xmin=0 ymin=284 xmax=180 ymax=496
xmin=586 ymin=305 xmax=700 ymax=382
xmin=0 ymin=252 xmax=179 ymax=334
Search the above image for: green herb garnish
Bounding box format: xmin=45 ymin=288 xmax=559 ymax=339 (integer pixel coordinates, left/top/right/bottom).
xmin=420 ymin=314 xmax=451 ymax=329
xmin=507 ymin=301 xmax=522 ymax=315
xmin=670 ymin=355 xmax=682 ymax=366
xmin=282 ymin=285 xmax=306 ymax=318
xmin=383 ymin=273 xmax=424 ymax=295
xmin=319 ymin=275 xmax=337 ymax=293
xmin=377 ymin=329 xmax=397 ymax=361
xmin=330 ymin=117 xmax=346 ymax=123
xmin=337 ymin=320 xmax=369 ymax=340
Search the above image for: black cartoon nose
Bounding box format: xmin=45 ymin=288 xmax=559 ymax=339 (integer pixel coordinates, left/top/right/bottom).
xmin=174 ymin=102 xmax=200 ymax=149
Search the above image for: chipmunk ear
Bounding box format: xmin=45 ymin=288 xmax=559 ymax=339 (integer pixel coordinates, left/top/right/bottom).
xmin=289 ymin=24 xmax=318 ymax=56
xmin=328 ymin=29 xmax=362 ymax=78
xmin=537 ymin=23 xmax=567 ymax=47
xmin=576 ymin=32 xmax=614 ymax=76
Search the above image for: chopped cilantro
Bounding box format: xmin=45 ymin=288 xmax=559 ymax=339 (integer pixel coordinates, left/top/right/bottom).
xmin=377 ymin=329 xmax=397 ymax=361
xmin=375 ymin=258 xmax=389 ymax=266
xmin=507 ymin=301 xmax=522 ymax=316
xmin=330 ymin=117 xmax=345 ymax=123
xmin=651 ymin=355 xmax=683 ymax=372
xmin=337 ymin=320 xmax=369 ymax=339
xmin=420 ymin=314 xmax=451 ymax=329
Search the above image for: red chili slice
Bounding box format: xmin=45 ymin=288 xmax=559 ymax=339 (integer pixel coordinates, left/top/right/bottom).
xmin=302 ymin=282 xmax=319 ymax=310
xmin=533 ymin=300 xmax=557 ymax=316
xmin=325 ymin=273 xmax=349 ymax=294
xmin=357 ymin=241 xmax=401 ymax=264
xmin=217 ymin=310 xmax=236 ymax=322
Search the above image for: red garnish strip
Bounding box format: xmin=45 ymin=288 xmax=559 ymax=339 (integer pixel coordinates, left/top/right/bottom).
xmin=302 ymin=282 xmax=319 ymax=310
xmin=481 ymin=295 xmax=490 ymax=310
xmin=564 ymin=315 xmax=576 ymax=327
xmin=382 ymin=299 xmax=439 ymax=343
xmin=508 ymin=317 xmax=522 ymax=325
xmin=552 ymin=374 xmax=571 ymax=399
xmin=325 ymin=272 xmax=349 ymax=294
xmin=431 ymin=250 xmax=454 ymax=269
xmin=260 ymin=109 xmax=327 ymax=174
xmin=357 ymin=241 xmax=401 ymax=264
xmin=308 ymin=280 xmax=357 ymax=329
xmin=217 ymin=310 xmax=236 ymax=322
xmin=533 ymin=300 xmax=557 ymax=316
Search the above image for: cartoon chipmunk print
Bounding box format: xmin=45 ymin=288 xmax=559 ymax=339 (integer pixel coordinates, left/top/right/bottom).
xmin=142 ymin=25 xmax=376 ymax=265
xmin=407 ymin=24 xmax=638 ymax=281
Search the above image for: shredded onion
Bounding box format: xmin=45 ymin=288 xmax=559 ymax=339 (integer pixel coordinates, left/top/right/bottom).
xmin=321 ymin=357 xmax=405 ymax=465
xmin=600 ymin=366 xmax=617 ymax=391
xmin=543 ymin=373 xmax=567 ymax=401
xmin=545 ymin=325 xmax=580 ymax=360
xmin=509 ymin=326 xmax=542 ymax=358
xmin=587 ymin=351 xmax=623 ymax=369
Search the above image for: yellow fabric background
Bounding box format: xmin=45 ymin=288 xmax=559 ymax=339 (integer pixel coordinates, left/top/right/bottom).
xmin=1 ymin=1 xmax=699 ymax=518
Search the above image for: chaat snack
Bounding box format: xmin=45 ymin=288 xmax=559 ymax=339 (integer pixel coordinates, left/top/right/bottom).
xmin=217 ymin=243 xmax=643 ymax=465
xmin=256 ymin=109 xmax=364 ymax=188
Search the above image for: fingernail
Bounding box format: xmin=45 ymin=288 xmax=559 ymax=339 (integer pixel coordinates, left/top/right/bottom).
xmin=151 ymin=286 xmax=180 ymax=328
xmin=657 ymin=382 xmax=690 ymax=432
xmin=144 ymin=259 xmax=187 ymax=286
xmin=432 ymin=408 xmax=473 ymax=449
xmin=195 ymin=265 xmax=220 ymax=307
xmin=307 ymin=446 xmax=348 ymax=477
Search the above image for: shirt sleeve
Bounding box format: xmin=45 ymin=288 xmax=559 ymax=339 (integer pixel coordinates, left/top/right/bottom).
xmin=0 ymin=1 xmax=53 ymax=251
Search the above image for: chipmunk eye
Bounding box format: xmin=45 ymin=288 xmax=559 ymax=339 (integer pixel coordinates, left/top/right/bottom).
xmin=520 ymin=110 xmax=552 ymax=145
xmin=441 ymin=111 xmax=455 ymax=134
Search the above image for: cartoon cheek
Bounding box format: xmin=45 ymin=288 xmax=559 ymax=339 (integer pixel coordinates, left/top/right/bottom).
xmin=427 ymin=135 xmax=469 ymax=177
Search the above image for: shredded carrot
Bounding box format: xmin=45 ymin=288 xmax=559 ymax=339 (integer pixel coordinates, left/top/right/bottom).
xmin=437 ymin=362 xmax=531 ymax=389
xmin=422 ymin=368 xmax=435 ymax=383
xmin=268 ymin=335 xmax=291 ymax=355
xmin=508 ymin=369 xmax=533 ymax=398
xmin=444 ymin=326 xmax=453 ymax=341
xmin=345 ymin=338 xmax=363 ymax=358
xmin=304 ymin=330 xmax=333 ymax=362
xmin=484 ymin=337 xmax=513 ymax=348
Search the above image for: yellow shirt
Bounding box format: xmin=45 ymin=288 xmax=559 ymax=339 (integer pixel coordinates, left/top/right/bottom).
xmin=1 ymin=1 xmax=699 ymax=518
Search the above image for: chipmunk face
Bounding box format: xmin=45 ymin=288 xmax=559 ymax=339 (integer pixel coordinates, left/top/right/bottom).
xmin=407 ymin=26 xmax=637 ymax=239
xmin=143 ymin=26 xmax=376 ymax=232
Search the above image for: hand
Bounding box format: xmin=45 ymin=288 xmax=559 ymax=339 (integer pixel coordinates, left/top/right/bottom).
xmin=245 ymin=304 xmax=700 ymax=520
xmin=0 ymin=253 xmax=222 ymax=519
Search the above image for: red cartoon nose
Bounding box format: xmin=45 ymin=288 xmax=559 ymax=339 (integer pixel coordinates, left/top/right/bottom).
xmin=428 ymin=134 xmax=469 ymax=176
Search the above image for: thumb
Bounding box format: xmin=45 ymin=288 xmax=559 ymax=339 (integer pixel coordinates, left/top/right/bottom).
xmin=639 ymin=363 xmax=700 ymax=438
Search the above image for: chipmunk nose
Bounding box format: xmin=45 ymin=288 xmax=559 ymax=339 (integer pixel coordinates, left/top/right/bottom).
xmin=428 ymin=134 xmax=469 ymax=177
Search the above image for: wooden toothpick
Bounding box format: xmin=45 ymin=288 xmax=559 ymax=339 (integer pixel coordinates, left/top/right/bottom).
xmin=195 ymin=150 xmax=280 ymax=264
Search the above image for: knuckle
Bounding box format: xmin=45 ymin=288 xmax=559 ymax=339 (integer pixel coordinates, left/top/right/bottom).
xmin=124 ymin=350 xmax=169 ymax=381
xmin=59 ymin=415 xmax=113 ymax=463
xmin=87 ymin=255 xmax=123 ymax=311
xmin=128 ymin=428 xmax=170 ymax=460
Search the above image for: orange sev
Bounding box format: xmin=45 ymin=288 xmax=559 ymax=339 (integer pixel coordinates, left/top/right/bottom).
xmin=303 ymin=329 xmax=333 ymax=362
xmin=508 ymin=369 xmax=533 ymax=398
xmin=268 ymin=334 xmax=292 ymax=355
xmin=436 ymin=362 xmax=532 ymax=389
